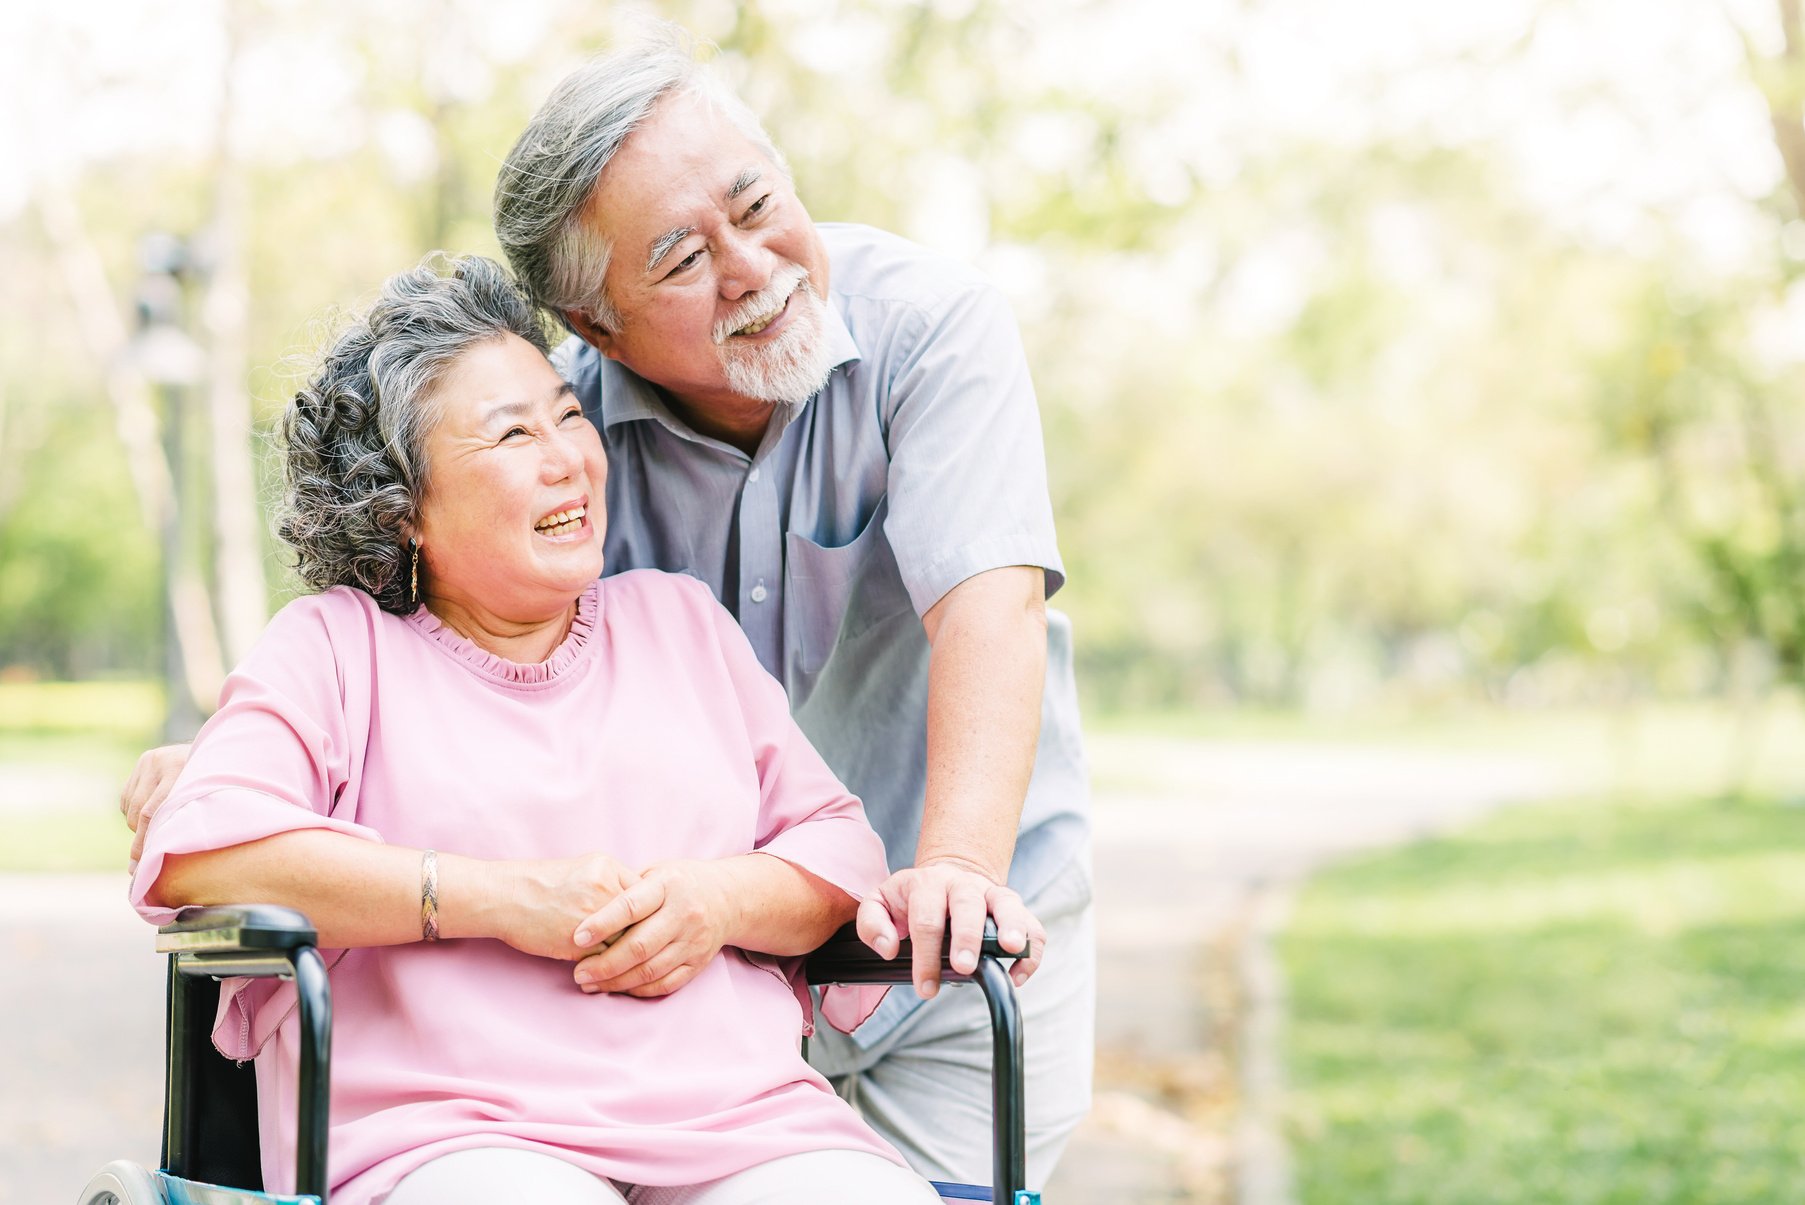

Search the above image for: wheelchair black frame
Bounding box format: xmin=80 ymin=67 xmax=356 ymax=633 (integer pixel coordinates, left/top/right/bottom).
xmin=156 ymin=907 xmax=1030 ymax=1205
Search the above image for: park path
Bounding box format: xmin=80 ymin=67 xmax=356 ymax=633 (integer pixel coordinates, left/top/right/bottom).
xmin=1 ymin=737 xmax=1570 ymax=1205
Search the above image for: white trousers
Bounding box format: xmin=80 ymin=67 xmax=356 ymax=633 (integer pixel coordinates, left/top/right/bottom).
xmin=384 ymin=1146 xmax=942 ymax=1204
xmin=806 ymin=853 xmax=1097 ymax=1191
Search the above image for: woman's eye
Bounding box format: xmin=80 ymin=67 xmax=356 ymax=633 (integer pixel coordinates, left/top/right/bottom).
xmin=502 ymin=426 xmax=529 ymax=441
xmin=560 ymin=407 xmax=583 ymax=422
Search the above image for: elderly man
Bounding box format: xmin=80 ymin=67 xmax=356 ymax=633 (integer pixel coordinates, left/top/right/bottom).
xmin=124 ymin=25 xmax=1093 ymax=1189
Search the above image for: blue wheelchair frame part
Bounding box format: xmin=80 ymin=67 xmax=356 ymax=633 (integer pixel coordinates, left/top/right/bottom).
xmin=157 ymin=1172 xmax=320 ymax=1205
xmin=153 ymin=907 xmax=1041 ymax=1205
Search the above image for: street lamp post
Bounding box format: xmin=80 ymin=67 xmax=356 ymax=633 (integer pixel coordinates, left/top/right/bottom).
xmin=133 ymin=234 xmax=206 ymax=743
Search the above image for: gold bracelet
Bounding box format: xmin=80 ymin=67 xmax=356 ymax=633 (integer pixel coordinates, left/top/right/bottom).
xmin=420 ymin=849 xmax=440 ymax=942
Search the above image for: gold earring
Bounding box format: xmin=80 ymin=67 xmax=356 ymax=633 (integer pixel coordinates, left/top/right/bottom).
xmin=410 ymin=539 xmax=419 ymax=604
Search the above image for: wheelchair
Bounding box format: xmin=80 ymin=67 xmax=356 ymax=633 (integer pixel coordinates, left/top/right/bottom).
xmin=78 ymin=906 xmax=1039 ymax=1205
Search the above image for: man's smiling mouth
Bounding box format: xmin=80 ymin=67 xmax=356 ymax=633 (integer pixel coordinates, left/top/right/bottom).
xmin=730 ymin=288 xmax=792 ymax=338
xmin=735 ymin=305 xmax=783 ymax=336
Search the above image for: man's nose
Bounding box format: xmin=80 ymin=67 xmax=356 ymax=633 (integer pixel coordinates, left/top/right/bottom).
xmin=715 ymin=230 xmax=775 ymax=301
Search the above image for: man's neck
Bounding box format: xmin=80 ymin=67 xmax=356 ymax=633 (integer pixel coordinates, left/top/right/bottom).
xmin=660 ymin=386 xmax=775 ymax=458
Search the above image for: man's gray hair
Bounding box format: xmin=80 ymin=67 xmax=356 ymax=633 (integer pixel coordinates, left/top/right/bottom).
xmin=278 ymin=253 xmax=551 ymax=614
xmin=493 ymin=22 xmax=788 ymax=332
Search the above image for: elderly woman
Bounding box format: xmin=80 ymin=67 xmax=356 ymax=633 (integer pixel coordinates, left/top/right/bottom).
xmin=129 ymin=255 xmax=942 ymax=1205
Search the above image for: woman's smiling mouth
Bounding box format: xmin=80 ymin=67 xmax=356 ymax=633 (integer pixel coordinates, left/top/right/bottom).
xmin=533 ymin=504 xmax=587 ymax=538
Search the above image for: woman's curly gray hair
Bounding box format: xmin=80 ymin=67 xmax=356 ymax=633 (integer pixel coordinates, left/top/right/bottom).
xmin=278 ymin=253 xmax=551 ymax=613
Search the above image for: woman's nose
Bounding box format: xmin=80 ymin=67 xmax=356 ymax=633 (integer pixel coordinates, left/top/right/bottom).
xmin=543 ymin=428 xmax=585 ymax=481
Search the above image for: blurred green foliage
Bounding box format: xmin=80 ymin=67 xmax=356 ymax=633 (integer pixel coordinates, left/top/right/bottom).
xmin=3 ymin=0 xmax=1803 ymax=718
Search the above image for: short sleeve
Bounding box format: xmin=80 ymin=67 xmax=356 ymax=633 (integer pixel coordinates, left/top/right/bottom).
xmin=881 ymin=281 xmax=1065 ymax=615
xmin=127 ymin=590 xmax=384 ymax=1057
xmin=695 ymin=581 xmax=891 ymax=1031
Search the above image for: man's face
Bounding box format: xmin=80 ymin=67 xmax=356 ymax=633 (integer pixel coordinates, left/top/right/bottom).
xmin=571 ymin=91 xmax=834 ymax=419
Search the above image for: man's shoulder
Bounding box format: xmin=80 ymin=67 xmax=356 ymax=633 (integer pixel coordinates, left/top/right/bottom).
xmin=819 ymin=222 xmax=991 ymax=313
xmin=552 ymin=334 xmax=598 ymax=389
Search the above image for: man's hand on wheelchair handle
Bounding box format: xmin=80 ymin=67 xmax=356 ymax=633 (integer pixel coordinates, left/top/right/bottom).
xmin=121 ymin=742 xmax=193 ymax=861
xmin=857 ymin=858 xmax=1046 ymax=998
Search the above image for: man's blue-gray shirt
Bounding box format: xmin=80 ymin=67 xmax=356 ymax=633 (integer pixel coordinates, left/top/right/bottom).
xmin=558 ymin=223 xmax=1090 ymax=1044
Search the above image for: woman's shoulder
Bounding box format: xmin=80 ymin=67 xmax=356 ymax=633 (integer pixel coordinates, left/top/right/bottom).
xmin=264 ymin=584 xmax=390 ymax=631
xmin=247 ymin=586 xmax=396 ymax=671
xmin=599 ymin=569 xmax=738 ymax=651
xmin=601 ymin=568 xmax=720 ymax=613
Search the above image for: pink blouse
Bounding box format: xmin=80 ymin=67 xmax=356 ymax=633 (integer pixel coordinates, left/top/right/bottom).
xmin=130 ymin=571 xmax=898 ymax=1204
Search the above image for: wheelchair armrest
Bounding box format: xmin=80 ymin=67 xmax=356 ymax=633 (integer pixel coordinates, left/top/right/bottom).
xmin=157 ymin=905 xmax=319 ymax=977
xmin=804 ymin=917 xmax=1015 ymax=985
xmin=157 ymin=904 xmax=318 ymax=953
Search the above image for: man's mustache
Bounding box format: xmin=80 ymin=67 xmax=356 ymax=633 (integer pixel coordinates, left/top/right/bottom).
xmin=714 ymin=265 xmax=809 ymax=344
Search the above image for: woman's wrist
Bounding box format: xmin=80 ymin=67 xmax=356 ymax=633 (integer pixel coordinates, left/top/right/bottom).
xmin=435 ymin=852 xmax=511 ymax=942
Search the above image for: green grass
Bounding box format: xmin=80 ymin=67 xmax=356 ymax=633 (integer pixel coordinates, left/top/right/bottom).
xmin=1280 ymin=793 xmax=1805 ymax=1204
xmin=0 ymin=679 xmax=163 ymax=737
xmin=1089 ymin=696 xmax=1805 ymax=802
xmin=0 ymin=679 xmax=157 ymax=872
xmin=0 ymin=807 xmax=134 ymax=871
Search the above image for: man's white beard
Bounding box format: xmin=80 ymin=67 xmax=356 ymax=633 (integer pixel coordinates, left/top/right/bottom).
xmin=715 ymin=268 xmax=834 ymax=407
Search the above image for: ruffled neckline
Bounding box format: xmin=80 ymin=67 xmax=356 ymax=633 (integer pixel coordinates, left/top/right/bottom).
xmin=404 ymin=579 xmax=601 ymax=688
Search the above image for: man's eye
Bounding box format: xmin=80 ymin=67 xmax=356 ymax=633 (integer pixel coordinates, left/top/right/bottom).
xmin=742 ymin=194 xmax=771 ymax=222
xmin=560 ymin=407 xmax=584 ymax=422
xmin=668 ymin=248 xmax=704 ymax=276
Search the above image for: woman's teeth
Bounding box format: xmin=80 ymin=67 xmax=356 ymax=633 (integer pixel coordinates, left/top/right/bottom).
xmin=535 ymin=507 xmax=585 ymax=535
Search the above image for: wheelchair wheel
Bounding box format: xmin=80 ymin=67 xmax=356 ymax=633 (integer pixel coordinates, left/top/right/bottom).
xmin=76 ymin=1159 xmax=166 ymax=1204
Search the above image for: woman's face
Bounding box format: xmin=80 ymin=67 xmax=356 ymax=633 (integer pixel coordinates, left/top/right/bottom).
xmin=413 ymin=333 xmax=607 ymax=622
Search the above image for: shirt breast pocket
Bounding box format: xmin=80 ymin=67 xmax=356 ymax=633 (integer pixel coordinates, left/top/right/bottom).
xmin=783 ymin=496 xmax=915 ymax=681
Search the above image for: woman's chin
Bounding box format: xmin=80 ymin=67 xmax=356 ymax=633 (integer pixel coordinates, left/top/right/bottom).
xmin=537 ymin=544 xmax=606 ymax=594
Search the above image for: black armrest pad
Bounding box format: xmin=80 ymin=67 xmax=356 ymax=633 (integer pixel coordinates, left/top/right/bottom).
xmin=805 ymin=918 xmax=1015 ymax=984
xmin=156 ymin=905 xmax=319 ymax=955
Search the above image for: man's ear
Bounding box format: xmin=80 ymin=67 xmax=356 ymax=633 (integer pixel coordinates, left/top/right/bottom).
xmin=562 ymin=308 xmax=621 ymax=360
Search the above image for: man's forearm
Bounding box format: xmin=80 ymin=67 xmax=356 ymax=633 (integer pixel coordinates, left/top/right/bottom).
xmin=917 ymin=566 xmax=1049 ymax=881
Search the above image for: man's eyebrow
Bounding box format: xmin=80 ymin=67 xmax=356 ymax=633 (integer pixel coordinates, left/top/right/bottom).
xmin=726 ymin=167 xmax=762 ymax=202
xmin=643 ymin=169 xmax=763 ymax=274
xmin=646 ymin=226 xmax=695 ymax=274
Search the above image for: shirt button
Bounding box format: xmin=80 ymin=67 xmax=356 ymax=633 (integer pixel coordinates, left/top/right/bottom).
xmin=750 ymin=583 xmax=769 ymax=604
xmin=748 ymin=466 xmax=761 ymax=483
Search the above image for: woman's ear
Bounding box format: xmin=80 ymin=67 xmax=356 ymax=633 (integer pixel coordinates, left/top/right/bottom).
xmin=562 ymin=308 xmax=620 ymax=360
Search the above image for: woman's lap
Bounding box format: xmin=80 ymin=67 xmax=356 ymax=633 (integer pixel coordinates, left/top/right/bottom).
xmin=629 ymin=1150 xmax=942 ymax=1204
xmin=384 ymin=1147 xmax=940 ymax=1205
xmin=383 ymin=1147 xmax=628 ymax=1204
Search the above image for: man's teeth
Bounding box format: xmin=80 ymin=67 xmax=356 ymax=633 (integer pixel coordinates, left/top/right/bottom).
xmin=736 ymin=312 xmax=777 ymax=336
xmin=534 ymin=507 xmax=585 ymax=533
